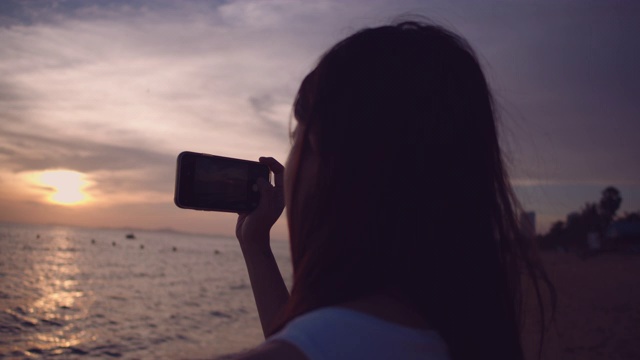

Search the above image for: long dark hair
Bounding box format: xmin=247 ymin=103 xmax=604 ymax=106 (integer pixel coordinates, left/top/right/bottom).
xmin=277 ymin=21 xmax=553 ymax=360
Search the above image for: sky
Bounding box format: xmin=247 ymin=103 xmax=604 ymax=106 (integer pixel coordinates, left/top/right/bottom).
xmin=0 ymin=0 xmax=639 ymax=239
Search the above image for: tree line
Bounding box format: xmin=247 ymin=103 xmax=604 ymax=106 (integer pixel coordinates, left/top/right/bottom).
xmin=538 ymin=186 xmax=640 ymax=250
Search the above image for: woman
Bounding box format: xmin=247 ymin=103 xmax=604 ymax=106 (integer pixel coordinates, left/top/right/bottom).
xmin=233 ymin=21 xmax=552 ymax=360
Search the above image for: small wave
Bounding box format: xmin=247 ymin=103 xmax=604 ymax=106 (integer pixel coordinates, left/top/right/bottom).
xmin=209 ymin=310 xmax=232 ymax=318
xmin=0 ymin=322 xmax=22 ymax=336
xmin=182 ymin=301 xmax=201 ymax=308
xmin=56 ymin=247 xmax=80 ymax=252
xmin=176 ymin=333 xmax=191 ymax=341
xmin=103 ymin=350 xmax=123 ymax=357
xmin=70 ymin=346 xmax=89 ymax=355
xmin=91 ymin=344 xmax=124 ymax=358
xmin=9 ymin=350 xmax=34 ymax=358
xmin=131 ymin=272 xmax=166 ymax=279
xmin=26 ymin=347 xmax=44 ymax=355
xmin=150 ymin=335 xmax=173 ymax=345
xmin=5 ymin=308 xmax=39 ymax=327
xmin=40 ymin=319 xmax=63 ymax=327
xmin=17 ymin=345 xmax=92 ymax=358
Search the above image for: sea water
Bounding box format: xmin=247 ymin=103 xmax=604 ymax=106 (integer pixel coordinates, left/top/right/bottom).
xmin=0 ymin=222 xmax=292 ymax=359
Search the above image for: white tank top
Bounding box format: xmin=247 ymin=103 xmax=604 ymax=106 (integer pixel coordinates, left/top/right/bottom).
xmin=267 ymin=307 xmax=451 ymax=360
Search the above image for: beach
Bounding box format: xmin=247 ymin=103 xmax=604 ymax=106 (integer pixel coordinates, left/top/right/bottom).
xmin=523 ymin=252 xmax=640 ymax=360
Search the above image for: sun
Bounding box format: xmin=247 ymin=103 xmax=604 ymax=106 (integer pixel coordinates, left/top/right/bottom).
xmin=37 ymin=170 xmax=93 ymax=206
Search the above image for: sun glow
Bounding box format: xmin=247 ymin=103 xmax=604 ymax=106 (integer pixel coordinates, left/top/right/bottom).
xmin=36 ymin=170 xmax=93 ymax=206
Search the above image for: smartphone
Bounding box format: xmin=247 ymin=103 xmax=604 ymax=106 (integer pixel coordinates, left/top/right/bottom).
xmin=174 ymin=151 xmax=270 ymax=212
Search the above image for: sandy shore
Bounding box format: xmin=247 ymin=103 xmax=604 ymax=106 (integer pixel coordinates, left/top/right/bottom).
xmin=523 ymin=252 xmax=640 ymax=360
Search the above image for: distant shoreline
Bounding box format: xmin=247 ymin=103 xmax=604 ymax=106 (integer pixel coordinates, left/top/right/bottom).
xmin=0 ymin=220 xmax=232 ymax=240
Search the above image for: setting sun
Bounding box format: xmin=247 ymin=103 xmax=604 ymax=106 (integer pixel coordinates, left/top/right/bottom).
xmin=37 ymin=170 xmax=92 ymax=206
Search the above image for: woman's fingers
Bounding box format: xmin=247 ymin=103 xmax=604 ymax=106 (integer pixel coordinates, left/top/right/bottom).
xmin=255 ymin=177 xmax=271 ymax=194
xmin=234 ymin=157 xmax=284 ymax=246
xmin=259 ymin=157 xmax=284 ymax=190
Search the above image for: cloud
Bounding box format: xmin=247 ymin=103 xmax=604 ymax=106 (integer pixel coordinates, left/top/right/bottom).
xmin=0 ymin=127 xmax=175 ymax=207
xmin=0 ymin=0 xmax=639 ymax=234
xmin=0 ymin=1 xmax=341 ymax=158
xmin=248 ymin=93 xmax=293 ymax=141
xmin=462 ymin=2 xmax=640 ymax=189
xmin=0 ymin=129 xmax=169 ymax=173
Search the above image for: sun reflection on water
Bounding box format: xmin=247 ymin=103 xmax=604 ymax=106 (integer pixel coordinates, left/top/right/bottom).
xmin=16 ymin=229 xmax=95 ymax=354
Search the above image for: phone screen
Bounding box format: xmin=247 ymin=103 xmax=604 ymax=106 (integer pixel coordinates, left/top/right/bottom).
xmin=174 ymin=152 xmax=269 ymax=212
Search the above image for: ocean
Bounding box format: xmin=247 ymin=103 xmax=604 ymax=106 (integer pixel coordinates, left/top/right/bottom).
xmin=0 ymin=222 xmax=292 ymax=359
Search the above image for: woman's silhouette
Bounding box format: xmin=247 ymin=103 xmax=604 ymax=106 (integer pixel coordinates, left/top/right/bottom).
xmin=233 ymin=21 xmax=553 ymax=360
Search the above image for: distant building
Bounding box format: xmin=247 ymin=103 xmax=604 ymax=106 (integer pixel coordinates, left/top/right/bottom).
xmin=605 ymin=221 xmax=640 ymax=252
xmin=606 ymin=221 xmax=640 ymax=240
xmin=520 ymin=211 xmax=536 ymax=239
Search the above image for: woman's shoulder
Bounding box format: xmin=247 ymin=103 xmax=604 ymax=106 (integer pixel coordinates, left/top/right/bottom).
xmin=263 ymin=306 xmax=450 ymax=360
xmin=274 ymin=306 xmax=442 ymax=342
xmin=234 ymin=340 xmax=309 ymax=360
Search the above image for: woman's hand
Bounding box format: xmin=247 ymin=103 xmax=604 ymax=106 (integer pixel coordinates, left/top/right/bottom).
xmin=234 ymin=158 xmax=289 ymax=336
xmin=236 ymin=157 xmax=285 ymax=250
